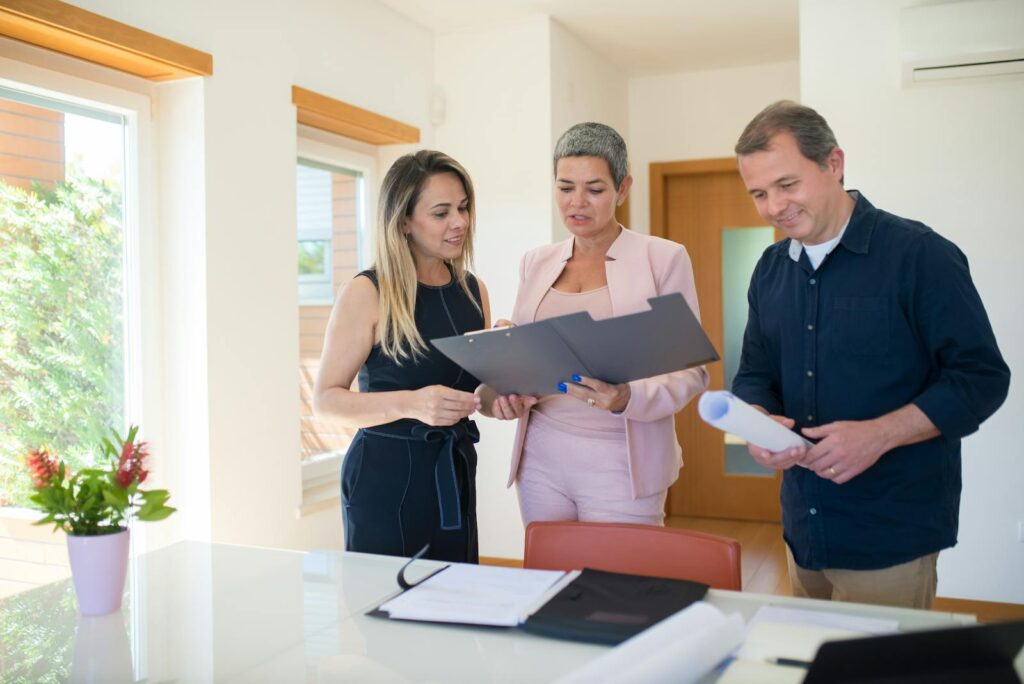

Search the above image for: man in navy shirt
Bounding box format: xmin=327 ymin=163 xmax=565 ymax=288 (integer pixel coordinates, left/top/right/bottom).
xmin=731 ymin=101 xmax=1009 ymax=608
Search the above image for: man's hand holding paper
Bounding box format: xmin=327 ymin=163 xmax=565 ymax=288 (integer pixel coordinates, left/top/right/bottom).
xmin=746 ymin=412 xmax=809 ymax=471
xmin=698 ymin=391 xmax=811 ymax=472
xmin=799 ymin=420 xmax=889 ymax=484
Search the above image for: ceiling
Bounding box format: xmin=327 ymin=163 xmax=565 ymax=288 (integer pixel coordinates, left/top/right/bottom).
xmin=376 ymin=0 xmax=800 ymax=76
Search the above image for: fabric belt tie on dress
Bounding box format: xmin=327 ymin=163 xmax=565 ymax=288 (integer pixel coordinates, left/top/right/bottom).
xmin=363 ymin=420 xmax=479 ymax=531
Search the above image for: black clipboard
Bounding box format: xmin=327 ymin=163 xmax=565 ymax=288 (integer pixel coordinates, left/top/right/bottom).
xmin=430 ymin=293 xmax=719 ymax=396
xmin=803 ymin=619 xmax=1024 ymax=683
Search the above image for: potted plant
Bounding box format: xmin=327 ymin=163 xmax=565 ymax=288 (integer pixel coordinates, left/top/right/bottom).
xmin=25 ymin=426 xmax=175 ymax=615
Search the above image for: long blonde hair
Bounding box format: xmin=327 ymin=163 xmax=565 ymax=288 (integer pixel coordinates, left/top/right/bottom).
xmin=374 ymin=150 xmax=478 ymax=363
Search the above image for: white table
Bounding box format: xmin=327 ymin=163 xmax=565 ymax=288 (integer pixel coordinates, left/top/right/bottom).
xmin=0 ymin=541 xmax=980 ymax=683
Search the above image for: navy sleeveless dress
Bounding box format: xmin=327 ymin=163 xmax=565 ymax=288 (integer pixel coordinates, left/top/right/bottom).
xmin=341 ymin=268 xmax=483 ymax=562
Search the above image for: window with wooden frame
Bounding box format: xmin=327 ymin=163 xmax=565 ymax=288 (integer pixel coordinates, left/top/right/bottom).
xmin=295 ymin=134 xmax=377 ymax=513
xmin=291 ymin=87 xmax=419 ymax=512
xmin=0 ymin=0 xmax=211 ymax=597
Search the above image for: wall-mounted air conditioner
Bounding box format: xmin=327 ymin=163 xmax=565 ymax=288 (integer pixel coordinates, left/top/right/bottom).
xmin=900 ymin=0 xmax=1024 ymax=85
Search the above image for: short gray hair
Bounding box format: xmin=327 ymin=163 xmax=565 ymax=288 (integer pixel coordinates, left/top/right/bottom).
xmin=735 ymin=100 xmax=839 ymax=169
xmin=553 ymin=122 xmax=629 ymax=188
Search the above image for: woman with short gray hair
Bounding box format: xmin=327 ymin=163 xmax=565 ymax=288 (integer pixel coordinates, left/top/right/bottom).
xmin=478 ymin=123 xmax=709 ymax=526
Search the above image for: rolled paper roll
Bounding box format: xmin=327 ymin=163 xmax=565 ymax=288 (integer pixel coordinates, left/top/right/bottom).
xmin=555 ymin=601 xmax=745 ymax=684
xmin=698 ymin=391 xmax=811 ymax=452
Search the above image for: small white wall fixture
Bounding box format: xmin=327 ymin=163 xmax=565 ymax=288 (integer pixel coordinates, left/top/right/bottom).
xmin=900 ymin=0 xmax=1024 ymax=85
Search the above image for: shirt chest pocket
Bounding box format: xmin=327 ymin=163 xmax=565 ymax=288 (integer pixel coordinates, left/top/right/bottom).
xmin=832 ymin=297 xmax=890 ymax=356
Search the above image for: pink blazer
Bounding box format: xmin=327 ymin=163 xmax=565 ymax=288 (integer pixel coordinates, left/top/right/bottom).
xmin=506 ymin=227 xmax=710 ymax=499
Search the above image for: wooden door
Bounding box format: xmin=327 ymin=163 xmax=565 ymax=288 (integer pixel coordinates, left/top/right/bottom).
xmin=651 ymin=158 xmax=782 ymax=521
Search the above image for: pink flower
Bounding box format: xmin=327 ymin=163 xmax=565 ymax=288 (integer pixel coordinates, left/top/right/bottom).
xmin=119 ymin=439 xmax=134 ymax=468
xmin=116 ymin=466 xmax=134 ymax=488
xmin=26 ymin=448 xmax=60 ymax=488
xmin=116 ymin=439 xmax=150 ymax=488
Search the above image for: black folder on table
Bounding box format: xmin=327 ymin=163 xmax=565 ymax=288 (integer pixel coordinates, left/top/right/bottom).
xmin=803 ymin=619 xmax=1024 ymax=684
xmin=370 ymin=562 xmax=708 ymax=647
xmin=520 ymin=568 xmax=709 ymax=646
xmin=430 ymin=293 xmax=719 ymax=397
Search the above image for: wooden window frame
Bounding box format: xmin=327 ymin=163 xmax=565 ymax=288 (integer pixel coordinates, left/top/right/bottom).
xmin=292 ymin=85 xmax=419 ymax=146
xmin=0 ymin=0 xmax=212 ymax=80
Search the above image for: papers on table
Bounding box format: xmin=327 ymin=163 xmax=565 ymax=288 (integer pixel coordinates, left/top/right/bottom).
xmin=377 ymin=564 xmax=567 ymax=627
xmin=718 ymin=605 xmax=900 ymax=683
xmin=554 ymin=602 xmax=903 ymax=684
xmin=377 ymin=563 xmax=710 ymax=646
xmin=698 ymin=391 xmax=811 ymax=452
xmin=555 ymin=602 xmax=745 ymax=684
xmin=747 ymin=605 xmax=898 ymax=635
xmin=374 ymin=563 xmax=924 ymax=684
xmin=717 ymin=659 xmax=806 ymax=684
xmin=739 ymin=622 xmax=865 ymax=664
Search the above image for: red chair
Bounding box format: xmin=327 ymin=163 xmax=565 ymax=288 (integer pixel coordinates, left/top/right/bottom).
xmin=523 ymin=521 xmax=742 ymax=590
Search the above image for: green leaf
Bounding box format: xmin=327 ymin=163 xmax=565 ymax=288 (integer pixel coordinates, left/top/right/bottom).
xmin=137 ymin=505 xmax=175 ymax=522
xmin=140 ymin=489 xmax=170 ymax=505
xmin=101 ymin=489 xmax=121 ymax=507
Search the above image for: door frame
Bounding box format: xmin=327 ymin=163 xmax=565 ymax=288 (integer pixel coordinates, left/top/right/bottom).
xmin=650 ymin=157 xmax=740 ymax=239
xmin=651 ymin=158 xmax=783 ymax=522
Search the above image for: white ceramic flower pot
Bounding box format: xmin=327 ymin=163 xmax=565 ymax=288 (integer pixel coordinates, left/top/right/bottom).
xmin=66 ymin=528 xmax=129 ymax=616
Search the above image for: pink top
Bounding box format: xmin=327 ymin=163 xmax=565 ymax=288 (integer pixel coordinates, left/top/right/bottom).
xmin=507 ymin=228 xmax=710 ymax=499
xmin=532 ymin=286 xmax=626 ymax=434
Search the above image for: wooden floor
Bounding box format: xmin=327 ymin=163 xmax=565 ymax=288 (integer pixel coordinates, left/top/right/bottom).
xmin=665 ymin=515 xmax=793 ymax=596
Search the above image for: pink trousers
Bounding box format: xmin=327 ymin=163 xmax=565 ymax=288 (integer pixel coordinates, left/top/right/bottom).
xmin=516 ymin=411 xmax=666 ymax=527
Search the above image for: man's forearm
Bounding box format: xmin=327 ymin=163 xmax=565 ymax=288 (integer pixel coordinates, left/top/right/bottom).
xmin=874 ymin=403 xmax=940 ymax=453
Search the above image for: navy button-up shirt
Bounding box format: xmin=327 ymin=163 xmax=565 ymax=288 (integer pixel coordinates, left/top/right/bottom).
xmin=732 ymin=192 xmax=1010 ymax=571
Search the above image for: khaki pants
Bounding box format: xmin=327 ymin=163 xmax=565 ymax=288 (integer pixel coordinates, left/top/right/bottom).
xmin=786 ymin=547 xmax=939 ymax=609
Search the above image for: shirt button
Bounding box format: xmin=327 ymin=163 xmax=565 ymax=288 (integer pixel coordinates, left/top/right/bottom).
xmin=807 ymin=415 xmax=814 ymax=421
xmin=807 ymin=324 xmax=814 ymax=331
xmin=809 ymin=278 xmax=817 ymax=285
xmin=807 ymin=370 xmax=814 ymax=377
xmin=810 ymin=508 xmax=817 ymax=515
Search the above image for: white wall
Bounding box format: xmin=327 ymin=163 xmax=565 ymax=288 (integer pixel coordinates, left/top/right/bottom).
xmin=153 ymin=78 xmax=210 ymax=548
xmin=431 ymin=17 xmax=632 ymax=558
xmin=802 ymin=0 xmax=1024 ymax=604
xmin=68 ymin=0 xmax=437 ymax=551
xmin=628 ymin=61 xmax=800 ymax=233
xmin=433 ymin=16 xmax=555 ymax=559
xmin=549 ymin=20 xmax=629 ymax=242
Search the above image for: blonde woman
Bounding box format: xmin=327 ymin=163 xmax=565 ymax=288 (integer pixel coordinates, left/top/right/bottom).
xmin=314 ymin=150 xmax=490 ymax=563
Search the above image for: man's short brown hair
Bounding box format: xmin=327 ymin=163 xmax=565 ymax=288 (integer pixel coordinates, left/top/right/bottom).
xmin=735 ymin=100 xmax=839 ymax=169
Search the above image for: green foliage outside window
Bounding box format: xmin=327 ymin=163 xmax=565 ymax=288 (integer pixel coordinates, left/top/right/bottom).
xmin=0 ymin=173 xmax=125 ymax=509
xmin=298 ymin=239 xmax=328 ymax=275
